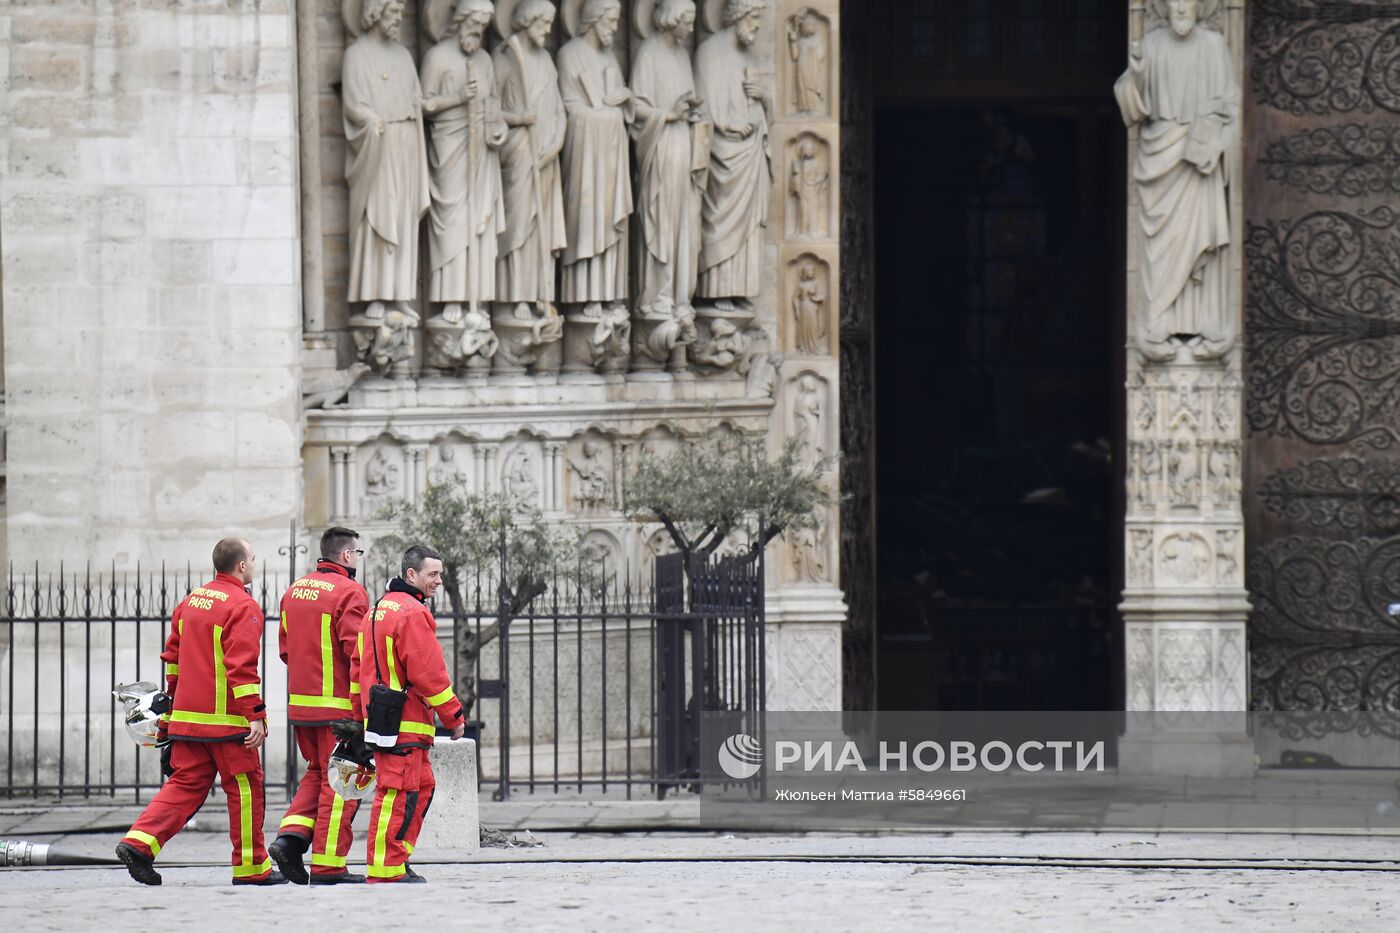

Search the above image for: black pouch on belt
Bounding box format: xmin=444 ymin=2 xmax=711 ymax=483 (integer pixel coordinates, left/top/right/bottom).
xmin=364 ymin=598 xmax=409 ymax=748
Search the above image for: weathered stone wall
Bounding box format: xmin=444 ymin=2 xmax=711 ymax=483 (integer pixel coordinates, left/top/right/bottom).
xmin=0 ymin=0 xmax=304 ymax=566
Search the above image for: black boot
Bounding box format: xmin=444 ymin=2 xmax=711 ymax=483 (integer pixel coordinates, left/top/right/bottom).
xmin=268 ymin=834 xmax=310 ymax=885
xmin=310 ymin=871 xmax=366 ymax=885
xmin=402 ymin=865 xmax=427 ymax=884
xmin=115 ymin=842 xmax=161 ymax=886
xmin=232 ymin=870 xmax=290 ymax=886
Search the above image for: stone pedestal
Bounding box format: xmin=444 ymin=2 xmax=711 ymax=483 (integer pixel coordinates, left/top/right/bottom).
xmin=415 ymin=737 xmax=479 ymax=854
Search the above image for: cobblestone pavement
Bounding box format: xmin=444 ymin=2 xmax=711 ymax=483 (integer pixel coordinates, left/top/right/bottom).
xmin=4 ymin=829 xmax=1400 ymax=931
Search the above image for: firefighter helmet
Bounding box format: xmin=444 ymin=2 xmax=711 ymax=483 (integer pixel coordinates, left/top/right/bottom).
xmin=327 ymin=740 xmax=377 ymax=800
xmin=113 ymin=682 xmax=172 ymax=749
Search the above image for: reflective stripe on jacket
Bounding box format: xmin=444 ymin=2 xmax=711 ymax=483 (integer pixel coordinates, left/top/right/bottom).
xmin=278 ymin=560 xmax=368 ymax=725
xmin=161 ymin=572 xmax=266 ymax=742
xmin=350 ymin=578 xmax=464 ymax=749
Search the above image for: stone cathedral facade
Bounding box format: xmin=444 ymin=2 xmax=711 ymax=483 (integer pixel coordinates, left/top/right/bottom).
xmin=6 ymin=0 xmax=1400 ymax=733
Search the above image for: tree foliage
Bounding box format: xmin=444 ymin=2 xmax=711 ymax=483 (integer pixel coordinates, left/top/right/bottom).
xmin=372 ymin=477 xmax=593 ymax=714
xmin=624 ymin=428 xmax=833 ymax=566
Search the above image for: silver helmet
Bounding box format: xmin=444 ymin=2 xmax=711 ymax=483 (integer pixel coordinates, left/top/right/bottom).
xmin=113 ymin=682 xmax=171 ymax=749
xmin=327 ymin=740 xmax=377 ymax=800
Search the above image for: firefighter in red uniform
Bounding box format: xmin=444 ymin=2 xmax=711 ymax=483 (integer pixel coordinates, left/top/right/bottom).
xmin=116 ymin=538 xmax=285 ymax=886
xmin=268 ymin=526 xmax=369 ymax=885
xmin=351 ymin=544 xmax=466 ymax=884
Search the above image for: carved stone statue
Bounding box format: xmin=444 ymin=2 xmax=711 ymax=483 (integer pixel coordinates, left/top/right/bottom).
xmin=793 ymin=372 xmax=824 ymax=466
xmin=1114 ymin=0 xmax=1239 ymax=361
xmin=690 ymin=316 xmax=746 ymax=371
xmin=695 ymin=0 xmax=772 ymax=312
xmin=791 ymin=256 xmax=826 ymax=354
xmin=745 ymin=349 xmax=782 ymax=399
xmin=421 ymin=0 xmax=507 ymax=373
xmin=568 ymin=439 xmax=611 ymax=511
xmin=558 ymin=0 xmax=633 ymax=325
xmin=364 ymin=447 xmax=401 ymax=505
xmin=786 ymin=8 xmax=827 ymax=115
xmin=789 ymin=137 xmax=827 ymax=238
xmin=503 ymin=447 xmax=539 ymax=505
xmin=630 ymin=0 xmax=706 ymax=369
xmin=343 ymin=0 xmax=430 ymax=320
xmin=494 ymin=0 xmax=568 ymax=373
xmin=343 ymin=0 xmax=431 ymax=376
xmin=792 ymin=518 xmax=827 ymax=582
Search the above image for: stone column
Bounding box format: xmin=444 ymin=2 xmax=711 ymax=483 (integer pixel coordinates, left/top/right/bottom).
xmin=408 ymin=444 xmax=429 ymax=500
xmin=763 ymin=0 xmax=846 ymax=712
xmin=330 ymin=446 xmax=352 ymax=520
xmin=1117 ymin=0 xmax=1251 ymax=776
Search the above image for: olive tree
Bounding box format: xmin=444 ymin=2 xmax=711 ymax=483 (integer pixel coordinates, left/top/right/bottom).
xmin=624 ymin=428 xmax=833 ymax=574
xmin=373 ymin=480 xmax=594 ymax=715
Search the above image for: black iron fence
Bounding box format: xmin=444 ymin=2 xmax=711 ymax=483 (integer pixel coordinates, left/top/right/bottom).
xmin=0 ymin=532 xmax=766 ymax=802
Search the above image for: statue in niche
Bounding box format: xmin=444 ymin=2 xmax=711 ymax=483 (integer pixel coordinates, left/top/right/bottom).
xmin=568 ymin=440 xmax=612 ymax=511
xmin=558 ymin=0 xmax=634 ymax=321
xmin=364 ymin=448 xmax=400 ymax=502
xmin=695 ymin=0 xmax=772 ymax=312
xmin=792 ymin=518 xmax=827 ymax=582
xmin=430 ymin=442 xmax=461 ymax=485
xmin=503 ymin=448 xmax=539 ymax=506
xmin=343 ymin=0 xmax=430 ymax=325
xmin=791 ymin=257 xmax=826 ymax=354
xmin=793 ymin=373 xmax=824 ymax=466
xmin=494 ymin=0 xmax=568 ymax=349
xmin=630 ymin=0 xmax=706 ymax=364
xmin=1134 ymin=440 xmax=1161 ymax=509
xmin=789 ymin=138 xmax=828 ymax=238
xmin=1114 ymin=0 xmax=1239 ymax=361
xmin=421 ymin=0 xmax=508 ymax=348
xmin=1168 ymin=434 xmax=1199 ymax=505
xmin=786 ymin=7 xmax=828 ymax=115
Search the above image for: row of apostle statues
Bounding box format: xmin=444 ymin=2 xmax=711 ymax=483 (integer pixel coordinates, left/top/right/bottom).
xmin=343 ymin=0 xmax=779 ymax=380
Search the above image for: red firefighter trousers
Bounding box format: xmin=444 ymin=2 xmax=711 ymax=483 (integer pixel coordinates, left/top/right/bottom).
xmin=366 ymin=747 xmax=435 ymax=883
xmin=278 ymin=724 xmax=360 ymax=875
xmin=121 ymin=739 xmax=271 ymax=881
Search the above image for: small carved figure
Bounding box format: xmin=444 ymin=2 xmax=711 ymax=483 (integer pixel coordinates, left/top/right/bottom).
xmin=503 ymin=448 xmax=539 ymax=506
xmin=786 ymin=7 xmax=828 ymax=115
xmin=569 ymin=440 xmax=611 ymax=511
xmin=789 ymin=139 xmax=828 ymax=238
xmin=791 ymin=257 xmax=827 ymax=354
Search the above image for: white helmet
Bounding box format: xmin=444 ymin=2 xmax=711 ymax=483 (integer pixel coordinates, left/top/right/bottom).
xmin=113 ymin=682 xmax=171 ymax=749
xmin=327 ymin=740 xmax=377 ymax=800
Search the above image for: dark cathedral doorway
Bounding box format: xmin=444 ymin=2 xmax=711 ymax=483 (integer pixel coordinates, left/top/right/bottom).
xmin=858 ymin=1 xmax=1127 ymax=712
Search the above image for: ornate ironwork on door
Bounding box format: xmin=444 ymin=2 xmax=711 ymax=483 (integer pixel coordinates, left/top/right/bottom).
xmin=1246 ymin=0 xmax=1400 ymax=729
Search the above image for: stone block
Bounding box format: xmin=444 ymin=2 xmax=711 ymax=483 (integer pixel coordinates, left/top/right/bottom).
xmin=3 ymin=236 xmax=83 ymax=286
xmin=6 ymin=139 xmax=79 ymax=180
xmin=235 ymin=412 xmax=300 ymax=469
xmin=416 ymin=738 xmax=479 ymax=854
xmin=240 ymin=138 xmax=295 ymax=185
xmin=9 ymin=47 xmax=86 ymax=92
xmin=146 ymin=186 xmax=296 ymax=240
xmin=211 ymin=237 xmax=298 ymax=285
xmin=11 ymin=13 xmax=97 ymax=46
xmin=78 ymin=137 xmax=240 ymax=187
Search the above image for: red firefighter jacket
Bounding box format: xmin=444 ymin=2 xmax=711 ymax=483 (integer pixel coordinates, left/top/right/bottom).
xmin=279 ymin=560 xmax=368 ymax=725
xmin=160 ymin=572 xmax=267 ymax=742
xmin=351 ymin=578 xmax=464 ymax=750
